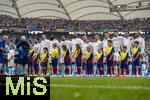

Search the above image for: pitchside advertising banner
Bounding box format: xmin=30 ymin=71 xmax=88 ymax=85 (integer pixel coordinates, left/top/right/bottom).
xmin=0 ymin=76 xmax=50 ymax=100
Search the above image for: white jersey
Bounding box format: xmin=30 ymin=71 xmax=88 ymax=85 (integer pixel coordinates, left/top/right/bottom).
xmin=40 ymin=39 xmax=51 ymax=53
xmin=60 ymin=40 xmax=71 ymax=63
xmin=92 ymin=40 xmax=102 ymax=55
xmin=60 ymin=40 xmax=71 ymax=52
xmin=7 ymin=49 xmax=15 ymax=67
xmin=123 ymin=37 xmax=132 ymax=53
xmin=103 ymin=38 xmax=110 ymax=53
xmin=49 ymin=39 xmax=60 ymax=54
xmin=134 ymin=36 xmax=145 ymax=54
xmin=112 ymin=36 xmax=123 ymax=52
xmin=82 ymin=41 xmax=92 ymax=54
xmin=34 ymin=43 xmax=41 ymax=52
xmin=71 ymin=38 xmax=84 ymax=54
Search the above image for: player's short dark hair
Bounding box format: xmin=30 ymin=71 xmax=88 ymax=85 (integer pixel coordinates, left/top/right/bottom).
xmin=114 ymin=30 xmax=119 ymax=33
xmin=125 ymin=32 xmax=129 ymax=34
xmin=50 ymin=35 xmax=54 ymax=40
xmin=104 ymin=32 xmax=109 ymax=34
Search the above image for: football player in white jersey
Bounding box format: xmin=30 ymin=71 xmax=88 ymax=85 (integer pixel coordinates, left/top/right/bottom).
xmin=123 ymin=32 xmax=132 ymax=53
xmin=71 ymin=34 xmax=84 ymax=75
xmin=39 ymin=35 xmax=51 ymax=75
xmin=112 ymin=31 xmax=123 ymax=75
xmin=82 ymin=35 xmax=92 ymax=75
xmin=49 ymin=35 xmax=60 ymax=55
xmin=93 ymin=34 xmax=102 ymax=55
xmin=122 ymin=32 xmax=133 ymax=76
xmin=60 ymin=35 xmax=71 ymax=52
xmin=71 ymin=34 xmax=84 ymax=53
xmin=134 ymin=32 xmax=146 ymax=76
xmin=40 ymin=35 xmax=51 ymax=53
xmin=103 ymin=32 xmax=110 ymax=52
xmin=134 ymin=32 xmax=145 ymax=54
xmin=60 ymin=35 xmax=71 ymax=75
xmin=102 ymin=32 xmax=111 ymax=76
xmin=33 ymin=39 xmax=41 ymax=52
xmin=92 ymin=34 xmax=102 ymax=75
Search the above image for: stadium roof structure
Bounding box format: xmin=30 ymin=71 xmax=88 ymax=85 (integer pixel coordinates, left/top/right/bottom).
xmin=0 ymin=0 xmax=150 ymax=20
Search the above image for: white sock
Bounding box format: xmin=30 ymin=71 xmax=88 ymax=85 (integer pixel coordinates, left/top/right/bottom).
xmin=94 ymin=66 xmax=96 ymax=75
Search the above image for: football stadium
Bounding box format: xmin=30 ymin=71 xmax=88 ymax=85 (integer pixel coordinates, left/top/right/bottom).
xmin=0 ymin=0 xmax=150 ymax=100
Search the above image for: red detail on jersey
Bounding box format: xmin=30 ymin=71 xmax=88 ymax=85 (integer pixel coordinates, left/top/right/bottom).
xmin=98 ymin=60 xmax=103 ymax=64
xmin=88 ymin=60 xmax=93 ymax=64
xmin=29 ymin=57 xmax=33 ymax=62
xmin=78 ymin=57 xmax=82 ymax=62
xmin=44 ymin=59 xmax=48 ymax=64
xmin=65 ymin=56 xmax=70 ymax=62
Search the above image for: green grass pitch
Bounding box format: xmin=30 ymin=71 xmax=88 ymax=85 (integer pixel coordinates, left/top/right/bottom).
xmin=50 ymin=77 xmax=150 ymax=100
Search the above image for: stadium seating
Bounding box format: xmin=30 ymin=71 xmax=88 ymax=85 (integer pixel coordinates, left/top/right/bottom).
xmin=0 ymin=15 xmax=150 ymax=32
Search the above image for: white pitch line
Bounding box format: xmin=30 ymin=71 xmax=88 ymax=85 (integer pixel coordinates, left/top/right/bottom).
xmin=50 ymin=84 xmax=150 ymax=90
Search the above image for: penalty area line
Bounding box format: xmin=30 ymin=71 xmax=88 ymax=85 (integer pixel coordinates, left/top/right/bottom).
xmin=50 ymin=84 xmax=150 ymax=90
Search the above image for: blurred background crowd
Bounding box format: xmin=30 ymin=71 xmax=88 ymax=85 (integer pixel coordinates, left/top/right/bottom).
xmin=0 ymin=15 xmax=150 ymax=32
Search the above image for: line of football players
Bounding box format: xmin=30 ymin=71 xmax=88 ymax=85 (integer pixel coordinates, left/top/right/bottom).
xmin=0 ymin=32 xmax=148 ymax=77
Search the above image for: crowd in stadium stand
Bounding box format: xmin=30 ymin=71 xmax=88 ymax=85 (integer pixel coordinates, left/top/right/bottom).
xmin=0 ymin=15 xmax=150 ymax=32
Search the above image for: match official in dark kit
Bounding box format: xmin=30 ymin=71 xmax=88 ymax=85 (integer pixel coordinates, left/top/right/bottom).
xmin=0 ymin=35 xmax=9 ymax=74
xmin=16 ymin=36 xmax=29 ymax=75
